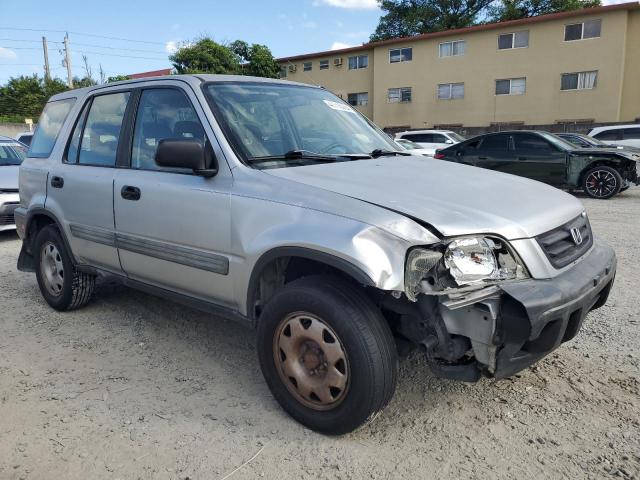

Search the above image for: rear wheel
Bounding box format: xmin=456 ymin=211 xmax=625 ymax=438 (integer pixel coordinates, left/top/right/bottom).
xmin=257 ymin=275 xmax=397 ymax=435
xmin=582 ymin=166 xmax=622 ymax=199
xmin=34 ymin=225 xmax=95 ymax=311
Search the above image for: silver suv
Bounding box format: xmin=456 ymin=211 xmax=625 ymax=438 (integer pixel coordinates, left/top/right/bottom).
xmin=17 ymin=75 xmax=617 ymax=434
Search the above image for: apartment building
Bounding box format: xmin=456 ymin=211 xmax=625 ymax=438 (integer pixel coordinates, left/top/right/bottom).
xmin=277 ymin=2 xmax=640 ymax=130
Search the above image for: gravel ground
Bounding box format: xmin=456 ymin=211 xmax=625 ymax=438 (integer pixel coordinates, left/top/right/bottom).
xmin=1 ymin=189 xmax=639 ymax=480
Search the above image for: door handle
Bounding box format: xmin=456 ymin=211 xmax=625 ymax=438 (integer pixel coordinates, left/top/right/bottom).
xmin=518 ymin=156 xmax=528 ymax=160
xmin=50 ymin=176 xmax=64 ymax=188
xmin=121 ymin=185 xmax=141 ymax=201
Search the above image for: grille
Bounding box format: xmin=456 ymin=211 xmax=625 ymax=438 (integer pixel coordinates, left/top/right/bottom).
xmin=0 ymin=213 xmax=15 ymax=226
xmin=536 ymin=214 xmax=593 ymax=269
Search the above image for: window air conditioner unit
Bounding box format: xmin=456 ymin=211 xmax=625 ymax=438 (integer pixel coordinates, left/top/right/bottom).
xmin=288 ymin=65 xmax=297 ymax=73
xmin=333 ymin=58 xmax=343 ymax=67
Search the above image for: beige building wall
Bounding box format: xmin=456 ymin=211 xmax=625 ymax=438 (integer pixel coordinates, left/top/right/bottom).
xmin=279 ymin=5 xmax=640 ymax=129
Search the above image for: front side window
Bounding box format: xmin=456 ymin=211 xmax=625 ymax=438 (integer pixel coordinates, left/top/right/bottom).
xmin=437 ymin=83 xmax=464 ymax=100
xmin=513 ymin=133 xmax=554 ymax=153
xmin=347 ymin=92 xmax=368 ymax=106
xmin=593 ymin=129 xmax=621 ymax=141
xmin=204 ymin=82 xmax=398 ymax=167
xmin=389 ymin=48 xmax=412 ymax=63
xmin=303 ymin=62 xmax=312 ymax=72
xmin=565 ymin=19 xmax=601 ymax=41
xmin=28 ymin=98 xmax=75 ymax=158
xmin=388 ymin=87 xmax=412 ymax=103
xmin=561 ymin=71 xmax=598 ymax=90
xmin=131 ymin=88 xmax=206 ymax=171
xmin=623 ymin=128 xmax=640 ymax=140
xmin=439 ymin=40 xmax=466 ymax=58
xmin=319 ymin=60 xmax=329 ymax=70
xmin=348 ymin=55 xmax=368 ymax=70
xmin=495 ymin=77 xmax=526 ymax=95
xmin=76 ymin=92 xmax=130 ymax=167
xmin=498 ymin=31 xmax=529 ymax=50
xmin=478 ymin=134 xmax=510 ymax=152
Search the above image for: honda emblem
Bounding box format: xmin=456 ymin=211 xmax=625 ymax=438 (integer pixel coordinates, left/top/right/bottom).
xmin=571 ymin=227 xmax=583 ymax=245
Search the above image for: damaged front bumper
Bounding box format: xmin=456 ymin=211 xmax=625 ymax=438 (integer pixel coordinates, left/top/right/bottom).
xmin=406 ymin=239 xmax=616 ymax=380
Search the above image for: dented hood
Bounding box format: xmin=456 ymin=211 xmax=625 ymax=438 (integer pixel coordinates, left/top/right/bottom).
xmin=266 ymin=156 xmax=584 ymax=240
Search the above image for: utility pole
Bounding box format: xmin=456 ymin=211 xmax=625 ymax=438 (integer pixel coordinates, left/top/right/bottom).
xmin=63 ymin=33 xmax=73 ymax=88
xmin=42 ymin=36 xmax=51 ymax=81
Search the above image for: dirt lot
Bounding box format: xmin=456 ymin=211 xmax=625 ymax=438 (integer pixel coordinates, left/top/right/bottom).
xmin=1 ymin=189 xmax=639 ymax=480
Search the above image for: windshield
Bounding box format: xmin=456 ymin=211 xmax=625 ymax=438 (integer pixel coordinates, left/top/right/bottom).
xmin=0 ymin=143 xmax=26 ymax=165
xmin=448 ymin=132 xmax=466 ymax=142
xmin=539 ymin=132 xmax=576 ymax=151
xmin=204 ymin=82 xmax=399 ymax=168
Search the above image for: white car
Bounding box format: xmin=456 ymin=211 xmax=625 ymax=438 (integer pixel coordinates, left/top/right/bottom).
xmin=0 ymin=136 xmax=25 ymax=232
xmin=588 ymin=124 xmax=640 ymax=148
xmin=15 ymin=131 xmax=34 ymax=147
xmin=395 ymin=138 xmax=435 ymax=157
xmin=395 ymin=129 xmax=465 ymax=152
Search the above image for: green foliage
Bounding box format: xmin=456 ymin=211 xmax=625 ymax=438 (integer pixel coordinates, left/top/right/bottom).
xmin=0 ymin=75 xmax=69 ymax=122
xmin=489 ymin=0 xmax=601 ymax=21
xmin=107 ymin=75 xmax=131 ymax=83
xmin=370 ymin=0 xmax=602 ymax=41
xmin=170 ymin=38 xmax=240 ymax=74
xmin=237 ymin=43 xmax=281 ymax=79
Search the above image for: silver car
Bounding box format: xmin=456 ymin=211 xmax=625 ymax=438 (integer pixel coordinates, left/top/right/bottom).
xmin=16 ymin=75 xmax=617 ymax=434
xmin=0 ymin=136 xmax=25 ymax=232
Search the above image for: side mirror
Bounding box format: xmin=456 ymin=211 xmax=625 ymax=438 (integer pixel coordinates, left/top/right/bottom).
xmin=155 ymin=138 xmax=218 ymax=177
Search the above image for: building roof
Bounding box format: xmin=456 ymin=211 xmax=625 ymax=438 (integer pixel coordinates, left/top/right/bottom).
xmin=277 ymin=2 xmax=640 ymax=62
xmin=127 ymin=68 xmax=173 ymax=79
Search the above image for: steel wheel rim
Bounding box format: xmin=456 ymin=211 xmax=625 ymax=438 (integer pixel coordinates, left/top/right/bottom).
xmin=273 ymin=312 xmax=350 ymax=411
xmin=585 ymin=170 xmax=617 ymax=198
xmin=40 ymin=241 xmax=65 ymax=297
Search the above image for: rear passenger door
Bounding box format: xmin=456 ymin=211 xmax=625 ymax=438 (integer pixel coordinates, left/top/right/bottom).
xmin=113 ymin=85 xmax=234 ymax=305
xmin=512 ymin=133 xmax=567 ymax=185
xmin=46 ymin=90 xmax=131 ymax=273
xmin=473 ymin=134 xmax=516 ymax=173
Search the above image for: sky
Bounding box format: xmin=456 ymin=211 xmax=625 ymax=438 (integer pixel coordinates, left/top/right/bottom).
xmin=0 ymin=0 xmax=628 ymax=85
xmin=0 ymin=0 xmax=382 ymax=84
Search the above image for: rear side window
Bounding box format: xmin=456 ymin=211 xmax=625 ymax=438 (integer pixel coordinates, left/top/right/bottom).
xmin=478 ymin=134 xmax=510 ymax=151
xmin=404 ymin=134 xmax=433 ymax=143
xmin=72 ymin=92 xmax=130 ymax=167
xmin=593 ymin=129 xmax=621 ymax=141
xmin=623 ymin=127 xmax=640 ymax=140
xmin=28 ymin=98 xmax=75 ymax=158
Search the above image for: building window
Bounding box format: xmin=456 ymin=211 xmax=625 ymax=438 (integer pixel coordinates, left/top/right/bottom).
xmin=279 ymin=66 xmax=287 ymax=78
xmin=564 ymin=19 xmax=601 ymax=41
xmin=348 ymin=55 xmax=368 ymax=70
xmin=495 ymin=77 xmax=526 ymax=95
xmin=319 ymin=60 xmax=329 ymax=70
xmin=561 ymin=71 xmax=598 ymax=90
xmin=303 ymin=62 xmax=312 ymax=72
xmin=437 ymin=83 xmax=464 ymax=100
xmin=388 ymin=87 xmax=412 ymax=103
xmin=498 ymin=31 xmax=529 ymax=50
xmin=347 ymin=92 xmax=369 ymax=106
xmin=439 ymin=40 xmax=466 ymax=58
xmin=389 ymin=48 xmax=412 ymax=63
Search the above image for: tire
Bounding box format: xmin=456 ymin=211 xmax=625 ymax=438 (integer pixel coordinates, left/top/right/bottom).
xmin=257 ymin=275 xmax=397 ymax=435
xmin=582 ymin=165 xmax=623 ymax=199
xmin=34 ymin=225 xmax=95 ymax=311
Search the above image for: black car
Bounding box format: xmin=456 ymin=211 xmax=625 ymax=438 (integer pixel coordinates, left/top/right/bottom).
xmin=557 ymin=132 xmax=640 ymax=158
xmin=434 ymin=130 xmax=639 ymax=199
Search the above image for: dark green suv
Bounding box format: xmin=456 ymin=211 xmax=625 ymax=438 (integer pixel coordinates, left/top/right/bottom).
xmin=434 ymin=130 xmax=639 ymax=199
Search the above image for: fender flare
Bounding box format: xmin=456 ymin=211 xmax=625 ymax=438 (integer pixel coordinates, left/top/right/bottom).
xmin=23 ymin=208 xmax=76 ymax=264
xmin=246 ymin=246 xmax=376 ymax=321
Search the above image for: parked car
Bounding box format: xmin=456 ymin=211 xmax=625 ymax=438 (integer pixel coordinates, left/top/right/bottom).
xmin=0 ymin=136 xmax=26 ymax=232
xmin=395 ymin=138 xmax=434 ymax=157
xmin=395 ymin=129 xmax=464 ymax=154
xmin=15 ymin=131 xmax=34 ymax=147
xmin=587 ymin=124 xmax=640 ymax=148
xmin=17 ymin=76 xmax=617 ymax=434
xmin=435 ymin=130 xmax=639 ymax=199
xmin=556 ymin=132 xmax=640 ymax=158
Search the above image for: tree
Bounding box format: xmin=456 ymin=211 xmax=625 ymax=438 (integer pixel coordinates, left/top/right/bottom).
xmin=170 ymin=38 xmax=240 ymax=74
xmin=107 ymin=74 xmax=131 ymax=83
xmin=370 ymin=0 xmax=494 ymax=41
xmin=0 ymin=75 xmax=69 ymax=122
xmin=230 ymin=41 xmax=280 ymax=78
xmin=489 ymin=0 xmax=600 ymax=22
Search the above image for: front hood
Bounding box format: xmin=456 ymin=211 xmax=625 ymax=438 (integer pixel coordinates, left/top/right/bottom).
xmin=266 ymin=157 xmax=584 ymax=240
xmin=0 ymin=166 xmax=19 ymax=190
xmin=570 ymin=148 xmax=639 ymax=162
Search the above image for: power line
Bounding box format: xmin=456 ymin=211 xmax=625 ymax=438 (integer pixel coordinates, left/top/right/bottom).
xmin=74 ymin=49 xmax=167 ymax=60
xmin=0 ymin=27 xmax=166 ymax=45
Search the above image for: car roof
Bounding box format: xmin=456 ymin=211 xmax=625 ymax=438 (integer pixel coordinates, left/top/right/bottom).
xmin=397 ymin=129 xmax=454 ymax=135
xmin=48 ymin=74 xmax=319 ymax=102
xmin=589 ymin=124 xmax=640 ymax=133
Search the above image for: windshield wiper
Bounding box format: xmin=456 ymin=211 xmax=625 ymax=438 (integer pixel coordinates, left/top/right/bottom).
xmin=248 ymin=150 xmax=338 ymax=163
xmin=370 ymin=149 xmax=411 ymax=158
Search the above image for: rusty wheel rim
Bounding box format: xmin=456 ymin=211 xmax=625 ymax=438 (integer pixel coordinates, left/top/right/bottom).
xmin=273 ymin=312 xmax=350 ymax=411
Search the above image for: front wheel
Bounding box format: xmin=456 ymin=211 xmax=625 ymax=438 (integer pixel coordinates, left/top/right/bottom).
xmin=257 ymin=275 xmax=398 ymax=435
xmin=582 ymin=166 xmax=622 ymax=199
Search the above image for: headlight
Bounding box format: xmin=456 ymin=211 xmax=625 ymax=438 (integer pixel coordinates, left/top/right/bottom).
xmin=404 ymin=236 xmax=528 ymax=300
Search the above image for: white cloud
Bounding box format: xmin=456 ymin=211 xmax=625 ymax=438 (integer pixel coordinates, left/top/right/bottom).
xmin=0 ymin=47 xmax=17 ymax=60
xmin=331 ymin=41 xmax=354 ymax=50
xmin=313 ymin=0 xmax=378 ymax=9
xmin=165 ymin=41 xmax=179 ymax=54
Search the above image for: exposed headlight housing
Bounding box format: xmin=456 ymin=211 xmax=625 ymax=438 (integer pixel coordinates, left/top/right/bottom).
xmin=404 ymin=236 xmax=528 ymax=301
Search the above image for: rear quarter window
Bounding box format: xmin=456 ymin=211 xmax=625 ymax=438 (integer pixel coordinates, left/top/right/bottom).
xmin=28 ymin=98 xmax=76 ymax=158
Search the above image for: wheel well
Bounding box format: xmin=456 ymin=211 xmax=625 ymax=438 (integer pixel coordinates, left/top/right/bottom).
xmin=579 ymin=161 xmax=622 ymax=185
xmin=25 ymin=214 xmax=56 ymax=253
xmin=248 ymin=253 xmax=374 ymax=321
